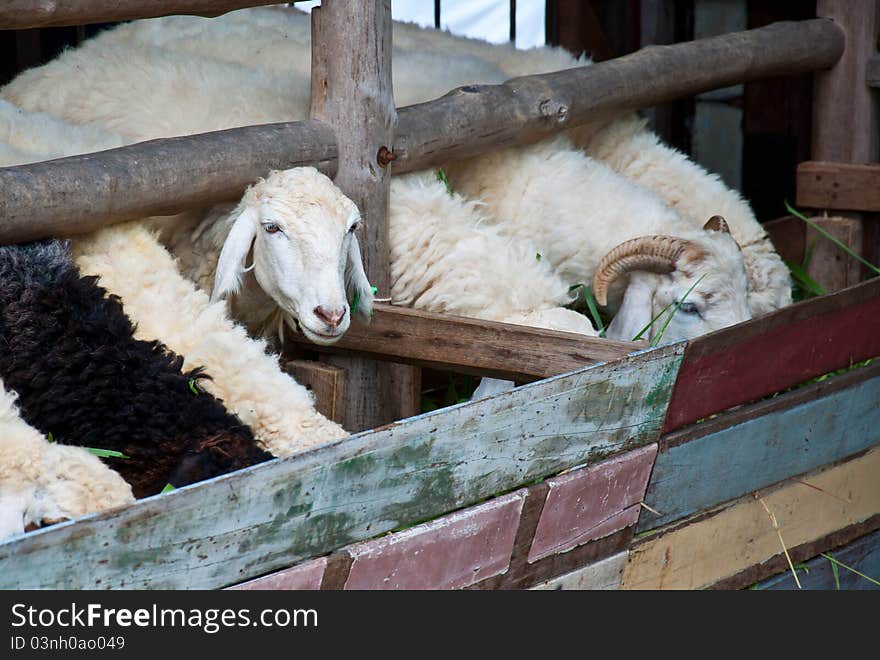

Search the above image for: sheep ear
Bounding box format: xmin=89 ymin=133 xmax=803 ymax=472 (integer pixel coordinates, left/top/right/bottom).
xmin=345 ymin=234 xmax=374 ymax=324
xmin=211 ymin=205 xmax=259 ymax=302
xmin=604 ymin=275 xmax=655 ymax=342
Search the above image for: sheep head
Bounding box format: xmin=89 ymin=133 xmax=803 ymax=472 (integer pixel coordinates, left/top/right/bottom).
xmin=211 ymin=167 xmax=374 ymax=345
xmin=595 ymin=216 xmax=752 ymax=344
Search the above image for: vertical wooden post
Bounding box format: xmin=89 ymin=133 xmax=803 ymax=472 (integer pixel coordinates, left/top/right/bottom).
xmin=809 ymin=0 xmax=879 ymax=291
xmin=310 ymin=0 xmax=420 ymax=431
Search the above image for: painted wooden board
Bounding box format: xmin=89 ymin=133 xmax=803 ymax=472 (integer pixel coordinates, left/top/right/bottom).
xmin=528 ymin=445 xmax=656 ymax=562
xmin=642 ymin=364 xmax=880 ymax=531
xmin=226 ymin=557 xmax=327 ymax=591
xmin=530 ymin=552 xmax=628 ymax=590
xmin=288 ymin=303 xmax=641 ymax=382
xmin=663 ymin=277 xmax=880 ymax=432
xmin=622 ymin=447 xmax=880 ymax=590
xmin=343 ymin=490 xmax=525 ymax=590
xmin=755 ymin=528 xmax=880 ymax=590
xmin=797 ymin=161 xmax=880 ymax=213
xmin=0 ymin=345 xmax=683 ymax=589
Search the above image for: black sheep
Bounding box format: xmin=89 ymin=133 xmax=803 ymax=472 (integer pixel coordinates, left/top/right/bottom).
xmin=0 ymin=240 xmax=272 ymax=498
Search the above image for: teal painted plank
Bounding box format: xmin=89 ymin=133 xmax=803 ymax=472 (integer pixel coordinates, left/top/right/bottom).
xmin=755 ymin=529 xmax=880 ymax=590
xmin=640 ymin=373 xmax=880 ymax=532
xmin=0 ymin=345 xmax=682 ymax=589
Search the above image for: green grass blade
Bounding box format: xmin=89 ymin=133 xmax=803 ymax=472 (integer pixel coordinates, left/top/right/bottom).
xmin=161 ymin=483 xmax=176 ymax=494
xmin=436 ymin=169 xmax=453 ymax=195
xmin=785 ymin=260 xmax=826 ymax=297
xmin=631 ymin=302 xmax=672 ymax=342
xmin=649 ymin=274 xmax=707 ymax=347
xmin=580 ymin=285 xmax=606 ymax=337
xmin=820 ymin=552 xmax=880 ymax=587
xmin=86 ymin=447 xmax=129 ymax=459
xmin=785 ymin=201 xmax=880 ymax=277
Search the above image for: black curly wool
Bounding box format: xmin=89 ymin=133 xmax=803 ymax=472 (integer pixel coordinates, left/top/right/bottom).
xmin=0 ymin=240 xmax=271 ymax=498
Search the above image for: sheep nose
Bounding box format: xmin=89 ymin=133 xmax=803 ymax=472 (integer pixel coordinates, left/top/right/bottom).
xmin=314 ymin=305 xmax=346 ymax=329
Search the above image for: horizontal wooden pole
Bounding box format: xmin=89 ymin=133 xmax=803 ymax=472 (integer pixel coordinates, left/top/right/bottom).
xmin=796 ymin=161 xmax=880 ymax=212
xmin=0 ymin=19 xmax=844 ymax=243
xmin=0 ymin=1 xmax=278 ymax=29
xmin=285 ymin=303 xmax=642 ymax=381
xmin=0 ymin=122 xmax=337 ymax=241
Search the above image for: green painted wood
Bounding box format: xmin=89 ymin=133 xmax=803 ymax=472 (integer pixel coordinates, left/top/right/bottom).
xmin=640 ymin=366 xmax=880 ymax=532
xmin=0 ymin=345 xmax=683 ymax=589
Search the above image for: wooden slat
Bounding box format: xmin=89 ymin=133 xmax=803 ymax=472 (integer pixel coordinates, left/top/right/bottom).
xmin=0 ymin=1 xmax=277 ymax=29
xmin=530 ymin=551 xmax=628 ymax=590
xmin=282 ymin=361 xmax=347 ymax=425
xmin=806 ymin=215 xmax=864 ymax=293
xmin=287 ymin=304 xmax=641 ymax=382
xmin=754 ymin=528 xmax=880 ymax=590
xmin=763 ymin=215 xmax=806 ymax=266
xmin=797 ymin=161 xmax=880 ymax=213
xmin=0 ymin=19 xmax=845 ymax=244
xmin=642 ymin=361 xmax=880 ymax=531
xmin=622 ymin=447 xmax=880 ymax=590
xmin=868 ymin=54 xmax=880 ymax=88
xmin=0 ymin=345 xmax=683 ymax=589
xmin=663 ymin=277 xmax=880 ymax=432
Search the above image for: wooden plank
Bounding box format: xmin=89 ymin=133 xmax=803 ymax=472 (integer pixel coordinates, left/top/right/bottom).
xmin=643 ymin=361 xmax=880 ymax=531
xmin=528 ymin=445 xmax=656 ymax=561
xmin=288 ymin=303 xmax=641 ymax=382
xmin=0 ymin=1 xmax=276 ymax=29
xmin=868 ymin=54 xmax=880 ymax=88
xmin=754 ymin=528 xmax=880 ymax=590
xmin=343 ymin=490 xmax=526 ymax=590
xmin=663 ymin=277 xmax=880 ymax=432
xmin=225 ymin=557 xmax=326 ymax=591
xmin=283 ymin=360 xmax=346 ymax=425
xmin=0 ymin=345 xmax=683 ymax=589
xmin=622 ymin=447 xmax=880 ymax=590
xmin=763 ymin=215 xmax=806 ymax=266
xmin=797 ymin=161 xmax=880 ymax=213
xmin=0 ymin=19 xmax=845 ymax=244
xmin=806 ymin=215 xmax=864 ymax=292
xmin=310 ymin=0 xmax=407 ymax=431
xmin=530 ymin=551 xmax=628 ymax=590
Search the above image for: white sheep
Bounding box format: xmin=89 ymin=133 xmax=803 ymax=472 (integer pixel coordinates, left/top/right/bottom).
xmin=0 ymin=104 xmax=350 ymax=452
xmin=0 ymin=379 xmax=134 ymax=540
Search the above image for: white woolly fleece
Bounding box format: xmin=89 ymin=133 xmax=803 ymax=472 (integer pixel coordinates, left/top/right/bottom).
xmin=0 ymin=379 xmax=134 ymax=540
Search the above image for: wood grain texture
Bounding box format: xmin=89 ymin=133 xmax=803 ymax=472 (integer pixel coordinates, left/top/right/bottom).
xmin=530 ymin=551 xmax=628 ymax=590
xmin=868 ymin=54 xmax=880 ymax=88
xmin=754 ymin=528 xmax=880 ymax=590
xmin=643 ymin=363 xmax=880 ymax=531
xmin=763 ymin=215 xmax=806 ymax=266
xmin=622 ymin=447 xmax=880 ymax=590
xmin=528 ymin=445 xmax=656 ymax=561
xmin=0 ymin=345 xmax=683 ymax=589
xmin=343 ymin=490 xmax=526 ymax=590
xmin=806 ymin=215 xmax=864 ymax=292
xmin=310 ymin=0 xmax=407 ymax=431
xmin=0 ymin=1 xmax=276 ymax=29
xmin=663 ymin=277 xmax=880 ymax=432
xmin=283 ymin=360 xmax=346 ymax=425
xmin=226 ymin=557 xmax=326 ymax=591
xmin=0 ymin=20 xmax=844 ymax=244
xmin=797 ymin=161 xmax=880 ymax=213
xmin=287 ymin=304 xmax=641 ymax=381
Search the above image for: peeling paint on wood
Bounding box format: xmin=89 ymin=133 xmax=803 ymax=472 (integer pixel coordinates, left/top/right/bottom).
xmin=528 ymin=445 xmax=656 ymax=562
xmin=642 ymin=371 xmax=880 ymax=531
xmin=344 ymin=490 xmax=525 ymax=590
xmin=226 ymin=557 xmax=327 ymax=591
xmin=0 ymin=345 xmax=683 ymax=589
xmin=622 ymin=447 xmax=880 ymax=590
xmin=530 ymin=552 xmax=628 ymax=590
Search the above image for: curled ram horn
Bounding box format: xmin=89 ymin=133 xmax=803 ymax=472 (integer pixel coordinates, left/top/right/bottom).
xmin=592 ymin=235 xmax=703 ymax=307
xmin=703 ymin=215 xmax=730 ymax=233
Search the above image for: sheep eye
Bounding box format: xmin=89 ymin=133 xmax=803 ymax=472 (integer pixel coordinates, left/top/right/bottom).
xmin=677 ymin=301 xmax=699 ymax=315
xmin=263 ymin=222 xmax=281 ymax=234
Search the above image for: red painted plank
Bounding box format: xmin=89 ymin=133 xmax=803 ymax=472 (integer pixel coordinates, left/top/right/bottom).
xmin=225 ymin=557 xmax=327 ymax=591
xmin=528 ymin=445 xmax=657 ymax=562
xmin=664 ymin=278 xmax=880 ymax=433
xmin=344 ymin=491 xmax=526 ymax=590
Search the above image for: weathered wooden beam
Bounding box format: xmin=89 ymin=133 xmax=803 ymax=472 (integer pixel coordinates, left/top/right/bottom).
xmin=663 ymin=277 xmax=880 ymax=433
xmin=0 ymin=1 xmax=277 ymax=29
xmin=797 ymin=161 xmax=880 ymax=213
xmin=285 ymin=304 xmax=641 ymax=382
xmin=763 ymin=215 xmax=806 ymax=266
xmin=0 ymin=18 xmax=844 ymax=243
xmin=869 ymin=54 xmax=880 ymax=88
xmin=282 ymin=360 xmax=347 ymax=425
xmin=309 ymin=0 xmax=412 ymax=431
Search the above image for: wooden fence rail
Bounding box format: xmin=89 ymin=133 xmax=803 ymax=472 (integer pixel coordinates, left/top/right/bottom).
xmin=0 ymin=18 xmax=844 ymax=244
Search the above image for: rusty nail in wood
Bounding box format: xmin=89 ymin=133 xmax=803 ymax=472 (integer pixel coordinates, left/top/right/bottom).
xmin=377 ymin=146 xmax=397 ymax=167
